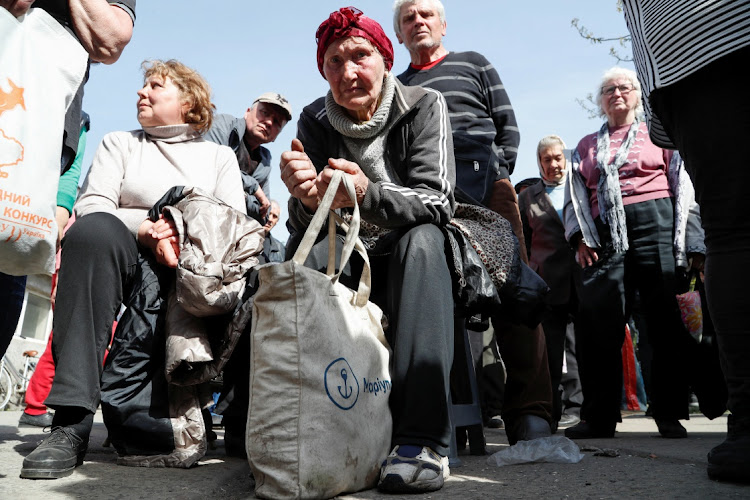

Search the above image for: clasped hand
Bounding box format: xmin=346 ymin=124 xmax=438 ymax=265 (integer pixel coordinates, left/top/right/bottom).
xmin=138 ymin=214 xmax=179 ymax=268
xmin=280 ymin=138 xmax=368 ymax=211
xmin=576 ymin=239 xmax=599 ymax=268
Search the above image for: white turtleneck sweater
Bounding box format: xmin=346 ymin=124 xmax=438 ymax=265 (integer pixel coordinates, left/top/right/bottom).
xmin=75 ymin=124 xmax=246 ymax=236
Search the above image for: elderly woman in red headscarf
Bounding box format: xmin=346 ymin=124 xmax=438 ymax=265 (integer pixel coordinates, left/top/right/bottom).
xmin=280 ymin=6 xmax=456 ymax=494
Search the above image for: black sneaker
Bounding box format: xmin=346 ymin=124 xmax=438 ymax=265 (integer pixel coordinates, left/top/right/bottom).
xmin=506 ymin=414 xmax=552 ymax=445
xmin=707 ymin=415 xmax=750 ymax=483
xmin=20 ymin=426 xmax=88 ymax=479
xmin=18 ymin=411 xmax=54 ymax=428
xmin=564 ymin=420 xmax=616 ymax=439
xmin=655 ymin=419 xmax=687 ymax=439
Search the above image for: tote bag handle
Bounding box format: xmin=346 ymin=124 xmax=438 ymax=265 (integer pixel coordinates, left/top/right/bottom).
xmin=292 ymin=170 xmax=372 ymax=306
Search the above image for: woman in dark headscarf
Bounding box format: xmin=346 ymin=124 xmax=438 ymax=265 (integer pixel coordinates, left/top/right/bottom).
xmin=280 ymin=6 xmax=456 ymax=494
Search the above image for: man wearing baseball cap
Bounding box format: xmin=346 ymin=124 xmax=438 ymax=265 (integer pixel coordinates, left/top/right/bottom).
xmin=204 ymin=92 xmax=292 ymax=223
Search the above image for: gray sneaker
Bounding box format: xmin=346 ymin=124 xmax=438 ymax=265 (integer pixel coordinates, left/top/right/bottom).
xmin=378 ymin=446 xmax=449 ymax=493
xmin=18 ymin=412 xmax=54 ymax=428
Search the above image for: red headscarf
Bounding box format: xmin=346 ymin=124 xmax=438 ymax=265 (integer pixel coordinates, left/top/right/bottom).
xmin=315 ymin=6 xmax=394 ymax=79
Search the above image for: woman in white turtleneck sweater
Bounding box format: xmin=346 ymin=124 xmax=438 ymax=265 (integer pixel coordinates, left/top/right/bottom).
xmin=21 ymin=59 xmax=246 ymax=479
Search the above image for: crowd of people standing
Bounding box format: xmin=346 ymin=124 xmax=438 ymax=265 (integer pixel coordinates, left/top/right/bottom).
xmin=1 ymin=0 xmax=747 ymax=494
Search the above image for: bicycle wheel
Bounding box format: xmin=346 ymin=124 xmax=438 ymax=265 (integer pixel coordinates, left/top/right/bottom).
xmin=0 ymin=365 xmax=13 ymax=410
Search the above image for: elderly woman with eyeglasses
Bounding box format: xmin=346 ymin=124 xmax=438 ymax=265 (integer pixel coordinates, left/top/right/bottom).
xmin=562 ymin=67 xmax=705 ymax=440
xmin=280 ymin=6 xmax=455 ymax=494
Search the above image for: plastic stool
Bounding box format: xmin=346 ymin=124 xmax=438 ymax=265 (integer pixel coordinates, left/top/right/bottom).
xmin=448 ymin=318 xmax=486 ymax=467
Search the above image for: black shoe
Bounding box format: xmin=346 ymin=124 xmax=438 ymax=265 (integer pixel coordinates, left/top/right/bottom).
xmin=18 ymin=411 xmax=54 ymax=428
xmin=707 ymin=415 xmax=750 ymax=483
xmin=20 ymin=426 xmax=88 ymax=479
xmin=655 ymin=419 xmax=687 ymax=439
xmin=506 ymin=414 xmax=552 ymax=445
xmin=558 ymin=413 xmax=581 ymax=428
xmin=564 ymin=420 xmax=616 ymax=439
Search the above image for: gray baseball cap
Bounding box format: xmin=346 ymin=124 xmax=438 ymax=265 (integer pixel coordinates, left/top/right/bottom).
xmin=253 ymin=92 xmax=292 ymax=121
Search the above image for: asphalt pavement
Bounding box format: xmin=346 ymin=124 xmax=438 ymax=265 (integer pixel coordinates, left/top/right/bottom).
xmin=0 ymin=409 xmax=748 ymax=499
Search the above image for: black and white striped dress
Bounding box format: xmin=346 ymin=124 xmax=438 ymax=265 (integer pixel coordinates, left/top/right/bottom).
xmin=622 ymin=0 xmax=750 ymax=148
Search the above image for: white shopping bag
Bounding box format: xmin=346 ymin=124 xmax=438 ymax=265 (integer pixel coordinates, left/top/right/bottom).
xmin=248 ymin=171 xmax=393 ymax=499
xmin=0 ymin=8 xmax=88 ymax=275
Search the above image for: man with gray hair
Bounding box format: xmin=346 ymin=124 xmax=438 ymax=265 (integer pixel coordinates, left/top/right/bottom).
xmin=205 ymin=93 xmax=292 ymax=223
xmin=261 ymin=199 xmax=285 ymax=263
xmin=394 ymin=0 xmax=554 ymax=445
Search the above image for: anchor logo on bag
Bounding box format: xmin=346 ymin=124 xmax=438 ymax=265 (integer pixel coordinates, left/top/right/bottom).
xmin=324 ymin=358 xmax=360 ymax=410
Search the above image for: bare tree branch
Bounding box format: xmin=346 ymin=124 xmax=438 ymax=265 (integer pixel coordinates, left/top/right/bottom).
xmin=571 ymin=17 xmax=632 ymax=51
xmin=572 ymin=1 xmax=633 ymax=118
xmin=575 ymin=93 xmax=600 ymax=120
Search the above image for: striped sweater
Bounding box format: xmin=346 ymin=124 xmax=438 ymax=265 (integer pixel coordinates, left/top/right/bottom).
xmin=397 ymin=51 xmax=520 ymax=176
xmin=623 ymin=0 xmax=750 ymax=148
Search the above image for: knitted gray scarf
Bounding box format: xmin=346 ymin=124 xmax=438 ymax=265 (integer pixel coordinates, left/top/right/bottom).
xmin=596 ymin=120 xmax=641 ymax=253
xmin=325 ymin=72 xmax=397 ymax=184
xmin=325 ymin=73 xmax=398 ymax=248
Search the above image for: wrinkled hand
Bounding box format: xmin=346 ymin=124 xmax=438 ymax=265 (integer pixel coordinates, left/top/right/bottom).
xmin=254 ymin=186 xmax=271 ymax=218
xmin=317 ymin=158 xmax=369 ymax=209
xmin=688 ymin=252 xmax=705 ymax=281
xmin=280 ymin=138 xmax=319 ymax=211
xmin=154 ymin=238 xmax=179 ymax=268
xmin=54 ymin=206 xmax=70 ymax=252
xmin=1 ymin=0 xmax=35 ymax=16
xmin=137 ymin=215 xmax=180 ymax=268
xmin=576 ymin=239 xmax=599 ymax=268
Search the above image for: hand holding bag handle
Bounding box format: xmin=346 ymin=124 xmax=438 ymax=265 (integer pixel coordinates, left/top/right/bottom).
xmin=291 ymin=170 xmax=371 ymax=307
xmin=248 ymin=168 xmax=391 ymax=499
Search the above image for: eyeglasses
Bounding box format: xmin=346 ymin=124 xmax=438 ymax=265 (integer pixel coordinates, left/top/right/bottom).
xmin=601 ymin=84 xmax=634 ymax=96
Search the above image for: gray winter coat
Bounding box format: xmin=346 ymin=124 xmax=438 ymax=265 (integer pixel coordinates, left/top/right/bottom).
xmin=113 ymin=188 xmax=264 ymax=468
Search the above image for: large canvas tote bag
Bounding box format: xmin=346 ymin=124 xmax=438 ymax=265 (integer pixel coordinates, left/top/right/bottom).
xmin=0 ymin=8 xmax=88 ymax=275
xmin=248 ymin=171 xmax=393 ymax=499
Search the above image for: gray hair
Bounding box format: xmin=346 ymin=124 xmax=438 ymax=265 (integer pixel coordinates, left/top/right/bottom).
xmin=536 ymin=135 xmax=566 ymax=163
xmin=596 ymin=66 xmax=644 ymax=119
xmin=536 ymin=135 xmax=570 ymax=185
xmin=393 ymin=0 xmax=446 ymax=37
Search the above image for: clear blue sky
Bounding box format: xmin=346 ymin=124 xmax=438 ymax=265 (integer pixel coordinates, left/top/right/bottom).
xmin=81 ymin=0 xmax=632 ymax=243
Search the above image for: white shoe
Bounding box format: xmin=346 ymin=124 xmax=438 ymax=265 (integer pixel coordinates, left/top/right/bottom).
xmin=377 ymin=445 xmax=449 ymax=493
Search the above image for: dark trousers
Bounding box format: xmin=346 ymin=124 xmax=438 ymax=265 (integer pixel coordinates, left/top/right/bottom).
xmin=493 ymin=319 xmax=553 ymax=425
xmin=651 ymin=46 xmax=750 ymax=418
xmin=542 ymin=303 xmax=573 ymax=422
xmin=577 ymin=198 xmax=689 ymax=424
xmin=299 ymin=224 xmax=454 ymax=456
xmin=0 ymin=273 xmax=26 ymax=359
xmin=487 ymin=176 xmax=553 ymax=425
xmin=46 ymin=213 xmax=139 ymax=413
xmin=561 ymin=322 xmax=583 ymax=417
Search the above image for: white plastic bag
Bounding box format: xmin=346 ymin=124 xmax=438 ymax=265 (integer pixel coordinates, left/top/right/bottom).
xmin=487 ymin=436 xmax=584 ymax=466
xmin=0 ymin=8 xmax=87 ymax=275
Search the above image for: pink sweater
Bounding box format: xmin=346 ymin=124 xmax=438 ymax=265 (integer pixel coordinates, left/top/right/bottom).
xmin=575 ymin=121 xmax=672 ymax=219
